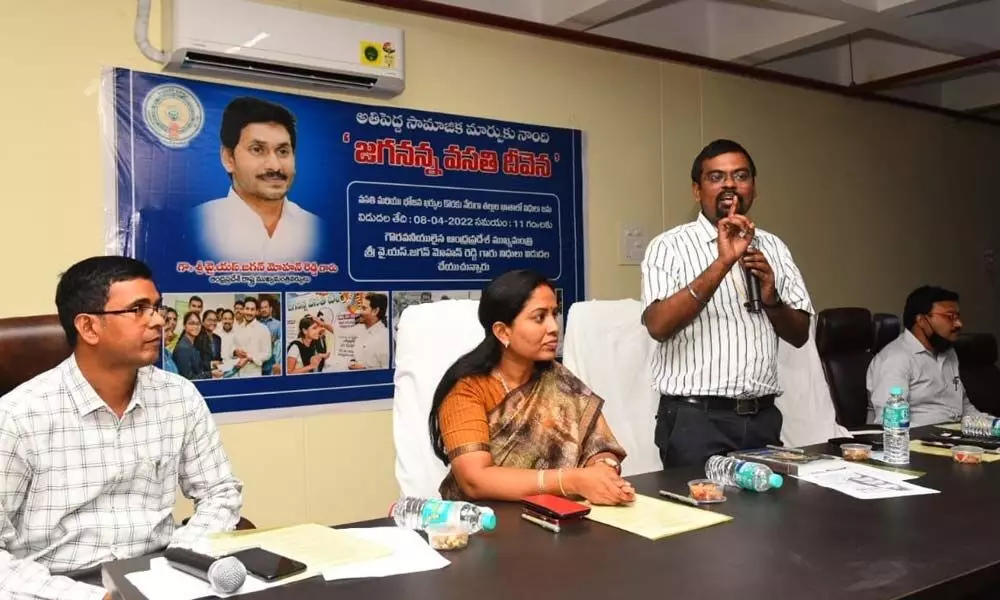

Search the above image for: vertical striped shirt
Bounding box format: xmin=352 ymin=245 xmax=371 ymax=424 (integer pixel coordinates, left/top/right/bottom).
xmin=640 ymin=212 xmax=813 ymax=399
xmin=0 ymin=356 xmax=243 ymax=600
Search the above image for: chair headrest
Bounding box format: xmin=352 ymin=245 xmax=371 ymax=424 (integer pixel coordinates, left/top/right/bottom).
xmin=872 ymin=313 xmax=901 ymax=354
xmin=816 ymin=308 xmax=873 ymax=355
xmin=0 ymin=315 xmax=71 ymax=396
xmin=955 ymin=333 xmax=998 ymax=366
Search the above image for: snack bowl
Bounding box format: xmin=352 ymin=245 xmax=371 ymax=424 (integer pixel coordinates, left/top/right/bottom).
xmin=840 ymin=443 xmax=872 ymax=461
xmin=687 ymin=479 xmax=725 ymax=503
xmin=426 ymin=525 xmax=469 ymax=550
xmin=951 ymin=445 xmax=984 ymax=464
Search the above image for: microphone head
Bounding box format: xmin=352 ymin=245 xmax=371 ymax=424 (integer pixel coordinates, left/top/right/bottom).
xmin=207 ymin=556 xmax=247 ymax=594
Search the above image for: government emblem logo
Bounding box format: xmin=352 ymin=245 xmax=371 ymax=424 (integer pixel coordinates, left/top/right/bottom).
xmin=142 ymin=83 xmax=204 ymax=148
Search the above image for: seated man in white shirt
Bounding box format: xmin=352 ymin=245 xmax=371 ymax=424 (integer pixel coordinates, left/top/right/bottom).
xmin=194 ymin=96 xmax=320 ymax=262
xmin=0 ymin=256 xmax=244 ymax=600
xmin=867 ymin=285 xmax=989 ymax=427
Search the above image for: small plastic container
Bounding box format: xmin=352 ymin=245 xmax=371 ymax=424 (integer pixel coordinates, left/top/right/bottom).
xmin=840 ymin=443 xmax=873 ymax=461
xmin=426 ymin=525 xmax=469 ymax=551
xmin=951 ymin=445 xmax=984 ymax=464
xmin=688 ymin=479 xmax=725 ymax=502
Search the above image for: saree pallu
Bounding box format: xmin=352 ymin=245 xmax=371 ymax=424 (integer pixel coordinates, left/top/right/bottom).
xmin=439 ymin=363 xmax=626 ymax=500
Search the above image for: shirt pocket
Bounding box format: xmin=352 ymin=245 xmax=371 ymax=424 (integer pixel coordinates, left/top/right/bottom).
xmin=118 ymin=453 xmax=171 ymax=511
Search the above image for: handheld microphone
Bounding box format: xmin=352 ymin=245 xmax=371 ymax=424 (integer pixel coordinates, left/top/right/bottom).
xmin=741 ymin=238 xmax=762 ymax=313
xmin=163 ymin=546 xmax=247 ymax=594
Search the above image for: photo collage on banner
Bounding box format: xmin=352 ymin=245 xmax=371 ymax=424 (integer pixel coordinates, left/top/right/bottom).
xmin=102 ymin=67 xmax=585 ymax=413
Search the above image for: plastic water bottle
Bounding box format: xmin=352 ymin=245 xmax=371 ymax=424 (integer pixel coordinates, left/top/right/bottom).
xmin=705 ymin=455 xmax=783 ymax=492
xmin=882 ymin=386 xmax=910 ymax=465
xmin=389 ymin=497 xmax=497 ymax=534
xmin=961 ymin=414 xmax=1000 ymax=438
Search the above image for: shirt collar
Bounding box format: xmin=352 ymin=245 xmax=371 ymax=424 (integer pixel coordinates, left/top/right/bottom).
xmin=694 ymin=212 xmax=717 ymax=244
xmin=225 ymin=187 xmax=291 ymax=222
xmin=63 ymin=355 xmax=146 ymax=417
xmin=902 ymin=329 xmax=930 ymax=355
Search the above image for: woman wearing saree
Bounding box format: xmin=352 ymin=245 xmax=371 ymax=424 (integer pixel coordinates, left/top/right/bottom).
xmin=429 ymin=269 xmax=635 ymax=505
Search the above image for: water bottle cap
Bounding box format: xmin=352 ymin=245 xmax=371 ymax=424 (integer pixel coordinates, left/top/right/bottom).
xmin=481 ymin=508 xmax=497 ymax=531
xmin=890 ymin=386 xmax=903 ymax=395
xmin=768 ymin=473 xmax=784 ymax=489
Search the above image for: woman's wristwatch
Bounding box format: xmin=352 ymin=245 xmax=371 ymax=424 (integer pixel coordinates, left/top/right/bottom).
xmin=596 ymin=457 xmax=621 ymax=475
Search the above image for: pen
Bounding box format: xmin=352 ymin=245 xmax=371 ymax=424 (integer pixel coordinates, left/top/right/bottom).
xmin=523 ymin=509 xmax=561 ymax=525
xmin=521 ymin=512 xmax=560 ymax=533
xmin=657 ymin=489 xmax=701 ymax=506
xmin=768 ymin=444 xmax=804 ymax=454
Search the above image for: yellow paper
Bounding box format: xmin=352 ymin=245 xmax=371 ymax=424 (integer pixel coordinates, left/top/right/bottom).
xmin=585 ymin=494 xmax=732 ymax=540
xmin=208 ymin=523 xmax=394 ymax=583
xmin=911 ymin=440 xmax=1000 ymax=462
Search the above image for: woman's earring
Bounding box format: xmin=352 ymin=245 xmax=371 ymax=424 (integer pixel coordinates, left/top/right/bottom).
xmin=502 ymin=339 xmax=510 ymax=348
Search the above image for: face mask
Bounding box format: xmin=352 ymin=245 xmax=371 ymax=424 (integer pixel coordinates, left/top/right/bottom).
xmin=923 ymin=320 xmax=953 ymax=353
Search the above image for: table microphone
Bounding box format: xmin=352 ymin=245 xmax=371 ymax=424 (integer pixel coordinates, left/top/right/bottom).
xmin=163 ymin=546 xmax=247 ymax=594
xmin=742 ymin=238 xmax=762 ymax=313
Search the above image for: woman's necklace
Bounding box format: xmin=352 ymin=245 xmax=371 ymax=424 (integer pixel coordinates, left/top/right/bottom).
xmin=491 ymin=370 xmax=511 ymax=394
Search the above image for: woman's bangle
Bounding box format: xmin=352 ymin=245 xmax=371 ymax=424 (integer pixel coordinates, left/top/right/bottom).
xmin=558 ymin=468 xmax=567 ymax=496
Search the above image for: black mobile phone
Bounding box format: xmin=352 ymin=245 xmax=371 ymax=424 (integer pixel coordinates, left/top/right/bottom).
xmin=828 ymin=436 xmax=884 ymax=450
xmin=227 ymin=547 xmax=307 ymax=582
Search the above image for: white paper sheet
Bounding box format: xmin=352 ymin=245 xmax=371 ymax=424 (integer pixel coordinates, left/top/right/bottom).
xmin=206 ymin=523 xmax=393 ymax=581
xmin=124 ymin=556 xmax=278 ymax=600
xmin=794 ymin=462 xmax=938 ymax=500
xmin=321 ymin=527 xmax=450 ymax=581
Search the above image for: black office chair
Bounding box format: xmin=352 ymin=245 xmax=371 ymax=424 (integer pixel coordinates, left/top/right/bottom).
xmin=954 ymin=333 xmax=1000 ymax=417
xmin=816 ymin=308 xmax=874 ymax=429
xmin=871 ymin=313 xmax=901 ymax=355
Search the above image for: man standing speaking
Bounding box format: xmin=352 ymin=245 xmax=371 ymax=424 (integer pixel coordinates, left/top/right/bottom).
xmin=640 ymin=139 xmax=814 ymax=468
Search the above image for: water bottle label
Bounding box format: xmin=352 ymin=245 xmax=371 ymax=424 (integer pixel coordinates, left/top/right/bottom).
xmin=883 ymin=404 xmax=910 ymax=429
xmin=734 ymin=463 xmax=756 ymax=489
xmin=420 ymin=500 xmax=456 ymax=527
xmin=991 ymin=419 xmax=1000 ymax=438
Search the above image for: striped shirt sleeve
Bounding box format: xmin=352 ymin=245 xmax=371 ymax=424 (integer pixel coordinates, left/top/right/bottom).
xmin=640 ymin=235 xmax=679 ymax=313
xmin=766 ymin=237 xmax=814 ymax=314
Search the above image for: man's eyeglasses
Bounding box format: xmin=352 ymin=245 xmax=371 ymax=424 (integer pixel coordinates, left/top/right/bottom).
xmin=704 ymin=170 xmax=752 ymax=185
xmin=85 ymin=302 xmax=163 ymax=320
xmin=928 ymin=311 xmax=961 ymax=323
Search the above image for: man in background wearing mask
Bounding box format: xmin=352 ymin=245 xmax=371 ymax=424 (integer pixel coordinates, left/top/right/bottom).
xmin=867 ymin=286 xmax=988 ymax=426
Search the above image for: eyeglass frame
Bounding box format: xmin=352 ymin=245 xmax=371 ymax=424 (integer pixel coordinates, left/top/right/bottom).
xmin=925 ymin=310 xmax=961 ymax=324
xmin=702 ymin=169 xmax=754 ymax=185
xmin=82 ymin=301 xmax=164 ymax=320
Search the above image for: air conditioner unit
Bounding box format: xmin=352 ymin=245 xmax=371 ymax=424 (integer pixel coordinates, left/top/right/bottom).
xmin=162 ymin=0 xmax=404 ymax=98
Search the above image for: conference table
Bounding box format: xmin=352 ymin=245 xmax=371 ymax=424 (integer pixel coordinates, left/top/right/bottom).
xmin=102 ymin=428 xmax=1000 ymax=600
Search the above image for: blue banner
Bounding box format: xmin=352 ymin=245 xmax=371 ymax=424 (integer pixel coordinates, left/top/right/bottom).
xmin=104 ymin=67 xmax=585 ymax=413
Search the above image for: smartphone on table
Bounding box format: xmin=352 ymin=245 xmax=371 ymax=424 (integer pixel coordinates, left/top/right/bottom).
xmin=521 ymin=494 xmax=591 ymax=520
xmin=226 ymin=547 xmax=307 ymax=582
